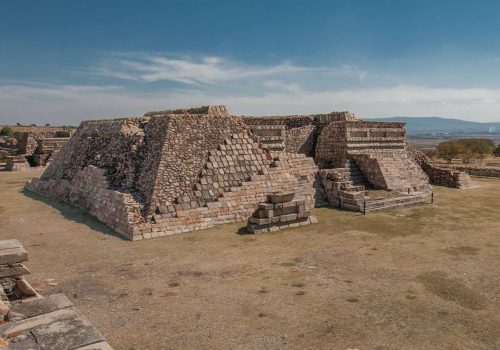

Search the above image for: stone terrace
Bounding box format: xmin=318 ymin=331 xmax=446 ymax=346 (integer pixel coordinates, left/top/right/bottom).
xmin=25 ymin=106 xmax=475 ymax=240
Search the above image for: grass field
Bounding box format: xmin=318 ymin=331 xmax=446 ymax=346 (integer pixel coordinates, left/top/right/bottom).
xmin=0 ymin=170 xmax=499 ymax=350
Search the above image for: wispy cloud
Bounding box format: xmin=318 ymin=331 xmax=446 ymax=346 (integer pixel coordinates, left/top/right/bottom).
xmin=341 ymin=65 xmax=367 ymax=82
xmin=92 ymin=53 xmax=318 ymax=85
xmin=91 ymin=53 xmax=370 ymax=86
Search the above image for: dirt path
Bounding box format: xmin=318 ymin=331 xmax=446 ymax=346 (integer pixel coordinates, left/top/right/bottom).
xmin=1 ymin=170 xmax=499 ymax=350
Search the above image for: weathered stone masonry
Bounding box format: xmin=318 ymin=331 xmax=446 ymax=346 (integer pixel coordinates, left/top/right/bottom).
xmin=26 ymin=106 xmax=475 ymax=240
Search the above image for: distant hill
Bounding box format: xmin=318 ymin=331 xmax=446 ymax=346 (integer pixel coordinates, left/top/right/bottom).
xmin=368 ymin=116 xmax=500 ymax=134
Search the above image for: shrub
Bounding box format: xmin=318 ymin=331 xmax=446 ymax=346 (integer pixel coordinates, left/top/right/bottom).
xmin=436 ymin=141 xmax=465 ymax=163
xmin=494 ymin=145 xmax=500 ymax=157
xmin=0 ymin=127 xmax=14 ymax=137
xmin=458 ymin=138 xmax=495 ymax=165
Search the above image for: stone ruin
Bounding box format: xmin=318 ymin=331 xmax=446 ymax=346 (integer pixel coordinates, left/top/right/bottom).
xmin=0 ymin=239 xmax=112 ymax=349
xmin=25 ymin=105 xmax=475 ymax=240
xmin=247 ymin=192 xmax=318 ymax=233
xmin=3 ymin=130 xmax=72 ymax=171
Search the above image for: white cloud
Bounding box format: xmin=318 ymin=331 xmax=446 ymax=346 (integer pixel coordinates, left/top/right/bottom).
xmin=341 ymin=65 xmax=367 ymax=82
xmin=91 ymin=53 xmax=371 ymax=87
xmin=1 ymin=83 xmax=500 ymax=124
xmin=92 ymin=53 xmax=317 ymax=85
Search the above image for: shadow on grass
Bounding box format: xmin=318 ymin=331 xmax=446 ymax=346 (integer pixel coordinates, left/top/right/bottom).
xmin=22 ymin=189 xmax=127 ymax=240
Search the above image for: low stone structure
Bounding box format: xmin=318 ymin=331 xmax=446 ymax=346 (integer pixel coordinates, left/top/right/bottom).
xmin=25 ymin=105 xmax=475 ymax=240
xmin=31 ymin=137 xmax=71 ymax=167
xmin=5 ymin=156 xmax=30 ymax=172
xmin=247 ymin=192 xmax=317 ymax=233
xmin=2 ymin=129 xmax=72 ymax=171
xmin=439 ymin=164 xmax=500 ymax=178
xmin=0 ymin=240 xmax=112 ymax=349
xmin=405 ymin=144 xmax=477 ymax=189
xmin=17 ymin=130 xmax=72 ymax=158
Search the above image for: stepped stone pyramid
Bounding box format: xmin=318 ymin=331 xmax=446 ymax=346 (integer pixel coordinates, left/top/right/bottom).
xmin=26 ymin=105 xmax=475 ymax=240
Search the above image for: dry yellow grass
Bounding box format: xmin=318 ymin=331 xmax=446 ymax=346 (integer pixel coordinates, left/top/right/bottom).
xmin=0 ymin=170 xmax=499 ymax=350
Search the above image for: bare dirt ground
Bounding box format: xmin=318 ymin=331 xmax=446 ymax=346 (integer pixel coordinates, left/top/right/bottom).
xmin=1 ymin=170 xmax=499 ymax=350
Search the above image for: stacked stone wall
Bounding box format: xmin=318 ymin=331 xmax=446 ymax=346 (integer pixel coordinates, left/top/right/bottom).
xmin=285 ymin=125 xmax=316 ymax=155
xmin=316 ymin=121 xmax=431 ymax=194
xmin=27 ymin=166 xmax=143 ymax=239
xmin=17 ymin=132 xmax=57 ymax=156
xmin=442 ymin=164 xmax=500 ymax=178
xmin=241 ymin=112 xmax=360 ymax=156
xmin=5 ymin=156 xmax=30 ymax=172
xmin=27 ymin=133 xmax=320 ymax=240
xmin=134 ymin=116 xmax=171 ymax=216
xmin=145 ymin=108 xmax=248 ymax=215
xmin=315 ymin=122 xmax=348 ymax=168
xmin=405 ymin=143 xmax=476 ymax=188
xmin=133 ymin=153 xmax=320 ymax=240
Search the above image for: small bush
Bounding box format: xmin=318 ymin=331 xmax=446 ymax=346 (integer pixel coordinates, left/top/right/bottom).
xmin=0 ymin=127 xmax=14 ymax=137
xmin=494 ymin=145 xmax=500 ymax=157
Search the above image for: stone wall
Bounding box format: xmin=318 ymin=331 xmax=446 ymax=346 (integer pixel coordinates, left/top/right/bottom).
xmin=315 ymin=121 xmax=407 ymax=167
xmin=17 ymin=132 xmax=56 ymax=155
xmin=5 ymin=156 xmax=30 ymax=171
xmin=27 ymin=166 xmax=144 ymax=239
xmin=442 ymin=164 xmax=500 ymax=178
xmin=405 ymin=143 xmax=476 ymax=189
xmin=40 ymin=118 xmax=144 ymax=183
xmin=146 ymin=106 xmax=247 ymax=215
xmin=315 ymin=122 xmax=348 ymax=168
xmin=285 ymin=125 xmax=316 ymax=155
xmin=25 ymin=106 xmax=472 ymax=240
xmin=241 ymin=111 xmax=358 ymax=156
xmin=17 ymin=131 xmax=71 ymax=156
xmin=315 ymin=121 xmax=431 ymax=194
xmin=26 ymin=106 xmax=323 ymax=240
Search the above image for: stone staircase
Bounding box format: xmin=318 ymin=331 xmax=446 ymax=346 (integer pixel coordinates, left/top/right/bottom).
xmin=319 ymin=159 xmax=370 ymax=211
xmin=352 ymin=153 xmax=431 ymax=194
xmin=319 ymin=158 xmax=433 ymax=212
xmin=337 ymin=159 xmax=371 ymax=189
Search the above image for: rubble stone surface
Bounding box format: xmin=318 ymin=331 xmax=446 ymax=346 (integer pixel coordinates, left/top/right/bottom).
xmin=0 ymin=240 xmax=113 ymax=349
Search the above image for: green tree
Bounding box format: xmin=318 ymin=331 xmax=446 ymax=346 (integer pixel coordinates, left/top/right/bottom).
xmin=458 ymin=138 xmax=495 ymax=165
xmin=437 ymin=141 xmax=465 ymax=163
xmin=459 ymin=146 xmax=474 ymax=164
xmin=0 ymin=127 xmax=14 ymax=137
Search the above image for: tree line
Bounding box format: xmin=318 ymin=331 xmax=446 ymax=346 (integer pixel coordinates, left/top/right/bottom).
xmin=433 ymin=138 xmax=500 ymax=164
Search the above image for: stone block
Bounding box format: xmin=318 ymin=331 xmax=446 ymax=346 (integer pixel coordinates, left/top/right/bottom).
xmin=0 ymin=240 xmax=28 ymax=265
xmin=268 ymin=192 xmax=295 ymax=204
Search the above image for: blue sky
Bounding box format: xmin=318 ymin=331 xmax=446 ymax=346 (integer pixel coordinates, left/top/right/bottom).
xmin=1 ymin=0 xmax=500 ymax=124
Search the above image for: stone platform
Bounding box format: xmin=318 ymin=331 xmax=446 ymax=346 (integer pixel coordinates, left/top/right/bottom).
xmin=247 ymin=193 xmax=317 ymax=233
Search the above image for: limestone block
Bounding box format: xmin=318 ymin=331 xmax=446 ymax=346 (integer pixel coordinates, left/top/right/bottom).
xmin=0 ymin=240 xmax=28 ymax=265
